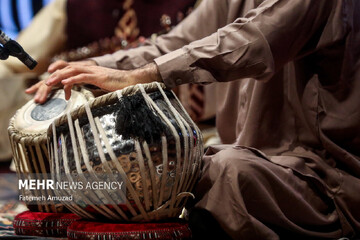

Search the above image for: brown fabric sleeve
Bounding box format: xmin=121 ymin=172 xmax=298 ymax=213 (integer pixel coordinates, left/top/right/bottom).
xmin=154 ymin=0 xmax=338 ymax=87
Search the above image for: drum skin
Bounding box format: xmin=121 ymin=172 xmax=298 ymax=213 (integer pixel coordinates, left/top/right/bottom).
xmin=8 ymin=88 xmax=93 ymax=213
xmin=48 ymin=83 xmax=203 ymax=221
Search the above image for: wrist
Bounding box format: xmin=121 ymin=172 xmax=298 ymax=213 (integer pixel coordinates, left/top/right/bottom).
xmin=132 ymin=62 xmax=163 ymax=84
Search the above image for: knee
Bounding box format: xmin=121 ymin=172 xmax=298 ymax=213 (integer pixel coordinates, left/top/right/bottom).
xmin=212 ymin=147 xmax=264 ymax=170
xmin=207 ymin=147 xmax=266 ymax=183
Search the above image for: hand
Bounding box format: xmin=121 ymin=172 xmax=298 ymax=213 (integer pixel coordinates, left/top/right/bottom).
xmin=46 ymin=62 xmax=162 ymax=100
xmin=25 ymin=60 xmax=98 ymax=104
xmin=25 ymin=79 xmax=53 ymax=104
xmin=47 ymin=60 xmax=97 ymax=73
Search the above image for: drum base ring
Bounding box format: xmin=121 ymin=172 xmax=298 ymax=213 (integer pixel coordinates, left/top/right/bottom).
xmin=13 ymin=210 xmax=80 ymax=237
xmin=67 ymin=219 xmax=192 ymax=240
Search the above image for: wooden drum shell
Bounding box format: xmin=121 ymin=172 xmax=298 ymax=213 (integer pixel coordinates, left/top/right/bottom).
xmin=8 ymin=88 xmax=94 ymax=213
xmin=48 ymin=83 xmax=203 ymax=221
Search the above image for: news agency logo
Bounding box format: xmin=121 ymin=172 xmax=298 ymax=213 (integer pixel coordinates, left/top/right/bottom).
xmin=17 ymin=173 xmax=126 ymax=205
xmin=18 ymin=179 xmax=124 ymax=190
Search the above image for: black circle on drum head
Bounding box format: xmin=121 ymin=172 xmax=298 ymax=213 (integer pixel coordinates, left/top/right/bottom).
xmin=31 ymin=98 xmax=67 ymax=121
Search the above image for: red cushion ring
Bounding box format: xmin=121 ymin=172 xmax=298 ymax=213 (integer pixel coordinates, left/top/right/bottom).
xmin=13 ymin=210 xmax=81 ymax=237
xmin=68 ymin=219 xmax=192 ymax=240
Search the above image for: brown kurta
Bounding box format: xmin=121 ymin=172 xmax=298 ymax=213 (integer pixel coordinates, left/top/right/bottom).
xmin=92 ymin=0 xmax=360 ymax=238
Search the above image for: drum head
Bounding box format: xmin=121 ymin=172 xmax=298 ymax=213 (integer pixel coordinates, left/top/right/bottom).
xmin=13 ymin=90 xmax=88 ymax=134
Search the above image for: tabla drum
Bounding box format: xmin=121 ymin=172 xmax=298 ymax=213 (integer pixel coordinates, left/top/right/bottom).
xmin=48 ymin=82 xmax=203 ymax=221
xmin=8 ymin=88 xmax=94 ymax=213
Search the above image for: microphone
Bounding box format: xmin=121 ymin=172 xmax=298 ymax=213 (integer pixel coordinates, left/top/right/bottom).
xmin=0 ymin=30 xmax=37 ymax=70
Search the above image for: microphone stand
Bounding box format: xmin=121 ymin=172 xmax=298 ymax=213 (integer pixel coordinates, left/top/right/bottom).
xmin=0 ymin=30 xmax=37 ymax=69
xmin=0 ymin=44 xmax=10 ymax=60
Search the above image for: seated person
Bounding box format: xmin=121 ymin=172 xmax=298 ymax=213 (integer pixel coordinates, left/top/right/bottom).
xmin=28 ymin=0 xmax=360 ymax=239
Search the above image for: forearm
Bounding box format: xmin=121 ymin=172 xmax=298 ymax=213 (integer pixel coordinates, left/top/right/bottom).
xmin=154 ymin=0 xmax=339 ymax=87
xmin=128 ymin=62 xmax=163 ymax=84
xmin=155 ymin=20 xmax=274 ymax=87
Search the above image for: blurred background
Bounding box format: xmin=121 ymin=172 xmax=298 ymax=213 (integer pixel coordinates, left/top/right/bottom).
xmin=0 ymin=0 xmax=53 ymax=39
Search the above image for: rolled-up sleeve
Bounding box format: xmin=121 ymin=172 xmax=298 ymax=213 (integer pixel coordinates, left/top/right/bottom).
xmin=154 ymin=0 xmax=338 ymax=87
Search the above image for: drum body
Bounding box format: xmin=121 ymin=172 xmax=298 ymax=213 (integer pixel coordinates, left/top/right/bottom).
xmin=8 ymin=89 xmax=93 ymax=212
xmin=48 ymin=83 xmax=203 ymax=221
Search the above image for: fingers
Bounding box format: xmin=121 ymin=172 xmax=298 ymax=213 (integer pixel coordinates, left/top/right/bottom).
xmin=63 ymin=84 xmax=73 ymax=100
xmin=61 ymin=73 xmax=93 ymax=86
xmin=46 ymin=64 xmax=132 ymax=99
xmin=61 ymin=73 xmax=96 ymax=100
xmin=25 ymin=80 xmax=51 ymax=104
xmin=48 ymin=60 xmax=97 ymax=74
xmin=34 ymin=84 xmax=52 ymax=104
xmin=25 ymin=81 xmax=42 ymax=94
xmin=48 ymin=60 xmax=69 ymax=73
xmin=46 ymin=65 xmax=90 ymax=86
